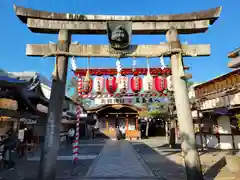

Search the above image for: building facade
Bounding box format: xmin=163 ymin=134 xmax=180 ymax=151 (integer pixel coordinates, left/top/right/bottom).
xmin=193 ymin=69 xmax=240 ymax=149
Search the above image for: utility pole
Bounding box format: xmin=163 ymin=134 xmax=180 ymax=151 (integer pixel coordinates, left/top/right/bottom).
xmin=38 ymin=30 xmax=71 ymax=180
xmin=166 ymin=28 xmax=203 ymax=180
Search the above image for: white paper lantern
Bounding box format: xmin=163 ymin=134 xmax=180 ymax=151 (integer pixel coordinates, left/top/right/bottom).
xmin=118 ymin=76 xmax=128 ymax=93
xmin=143 ymin=74 xmax=154 ymax=92
xmin=93 ymin=76 xmax=105 ymax=93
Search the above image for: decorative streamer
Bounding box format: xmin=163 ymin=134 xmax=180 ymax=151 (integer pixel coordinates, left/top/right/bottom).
xmin=160 ymin=56 xmax=166 ymax=70
xmin=52 ymin=58 xmax=57 ymax=79
xmin=116 ymin=58 xmax=122 ymax=83
xmin=146 ymin=57 xmax=150 ymax=76
xmin=132 ymin=57 xmax=136 ymax=72
xmin=71 ymin=56 xmax=77 ymax=71
xmin=143 ymin=57 xmax=154 ymax=93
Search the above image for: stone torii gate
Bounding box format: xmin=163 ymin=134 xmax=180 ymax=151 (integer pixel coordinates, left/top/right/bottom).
xmin=14 ymin=5 xmax=221 ymax=180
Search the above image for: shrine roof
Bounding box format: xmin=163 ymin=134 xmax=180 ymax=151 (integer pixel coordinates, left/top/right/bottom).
xmin=86 ymin=104 xmax=146 ymax=113
xmin=194 ymin=68 xmax=240 ymax=89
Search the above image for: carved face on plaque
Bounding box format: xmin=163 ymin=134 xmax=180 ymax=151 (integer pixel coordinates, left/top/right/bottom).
xmin=107 ymin=21 xmax=132 ymax=50
xmin=111 ymin=25 xmax=128 ymax=43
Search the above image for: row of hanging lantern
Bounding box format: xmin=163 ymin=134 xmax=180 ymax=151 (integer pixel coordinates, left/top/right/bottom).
xmin=78 ymin=75 xmax=169 ymax=94
xmin=72 ymin=55 xmax=173 ymax=96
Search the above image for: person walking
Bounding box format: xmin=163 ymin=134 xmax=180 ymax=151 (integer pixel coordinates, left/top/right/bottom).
xmin=1 ymin=129 xmax=18 ymax=169
xmin=68 ymin=128 xmax=75 ymax=144
xmin=91 ymin=125 xmax=95 ymax=139
xmin=116 ymin=126 xmax=121 ymax=140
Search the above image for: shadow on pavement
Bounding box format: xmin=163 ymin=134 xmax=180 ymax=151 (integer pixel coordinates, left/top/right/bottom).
xmin=0 ymin=140 xmax=105 ymax=180
xmin=132 ymin=139 xmax=234 ymax=180
xmin=132 ymin=141 xmax=186 ymax=180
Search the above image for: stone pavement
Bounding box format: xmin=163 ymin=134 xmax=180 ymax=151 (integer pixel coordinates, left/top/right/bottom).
xmin=0 ymin=139 xmax=105 ymax=180
xmin=131 ymin=137 xmax=238 ymax=180
xmin=84 ymin=140 xmax=159 ymax=180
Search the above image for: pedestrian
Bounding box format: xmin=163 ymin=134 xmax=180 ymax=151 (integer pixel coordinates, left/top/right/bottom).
xmin=68 ymin=128 xmax=75 ymax=144
xmin=116 ymin=126 xmax=121 ymax=140
xmin=17 ymin=128 xmax=26 ymax=157
xmin=92 ymin=125 xmax=95 ymax=139
xmin=1 ymin=129 xmax=18 ymax=169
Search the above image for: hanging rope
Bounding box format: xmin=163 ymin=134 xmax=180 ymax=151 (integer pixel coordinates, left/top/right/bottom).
xmin=41 ymin=47 xmax=198 ymax=59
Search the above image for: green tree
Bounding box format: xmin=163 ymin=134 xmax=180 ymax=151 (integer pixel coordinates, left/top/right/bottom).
xmin=149 ymin=102 xmax=169 ymax=118
xmin=236 ymin=113 xmax=240 ymax=128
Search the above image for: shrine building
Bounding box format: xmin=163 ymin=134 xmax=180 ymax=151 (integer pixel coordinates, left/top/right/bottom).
xmin=193 ymin=66 xmax=240 ymax=149
xmin=87 ymin=104 xmax=145 ymax=140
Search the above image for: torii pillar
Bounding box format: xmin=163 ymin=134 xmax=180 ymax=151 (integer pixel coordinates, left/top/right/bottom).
xmin=166 ymin=28 xmax=203 ymax=180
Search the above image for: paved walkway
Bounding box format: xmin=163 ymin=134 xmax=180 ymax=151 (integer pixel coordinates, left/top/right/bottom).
xmin=0 ymin=140 xmax=105 ymax=180
xmin=132 ymin=137 xmax=237 ymax=180
xmin=84 ymin=140 xmax=158 ymax=180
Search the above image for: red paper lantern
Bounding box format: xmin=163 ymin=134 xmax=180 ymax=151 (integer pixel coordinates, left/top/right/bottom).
xmin=130 ymin=76 xmax=142 ymax=93
xmin=106 ymin=76 xmax=118 ymax=93
xmin=155 ymin=76 xmax=167 ymax=92
xmin=82 ymin=78 xmax=93 ymax=94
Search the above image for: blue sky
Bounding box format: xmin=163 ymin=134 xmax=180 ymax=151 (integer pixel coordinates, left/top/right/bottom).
xmin=0 ymin=0 xmax=239 ymax=85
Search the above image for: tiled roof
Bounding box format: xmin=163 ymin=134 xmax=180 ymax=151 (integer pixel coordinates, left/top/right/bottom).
xmin=228 ymin=47 xmax=240 ymax=58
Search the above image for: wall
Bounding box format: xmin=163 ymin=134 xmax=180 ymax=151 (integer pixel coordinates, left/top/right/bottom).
xmin=217 ymin=116 xmax=233 ymax=149
xmin=195 ymin=115 xmax=236 ymax=149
